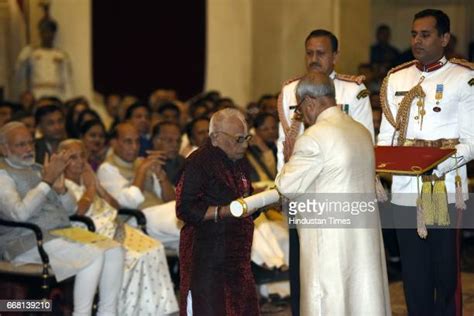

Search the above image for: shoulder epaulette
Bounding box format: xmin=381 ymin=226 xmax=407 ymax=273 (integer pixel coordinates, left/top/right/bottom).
xmin=335 ymin=73 xmax=365 ymax=85
xmin=449 ymin=58 xmax=474 ymax=70
xmin=282 ymin=75 xmax=302 ymax=87
xmin=387 ymin=60 xmax=417 ymax=75
xmin=357 ymin=89 xmax=370 ymax=99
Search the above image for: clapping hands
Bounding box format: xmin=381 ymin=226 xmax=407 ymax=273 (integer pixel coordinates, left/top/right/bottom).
xmin=42 ymin=151 xmax=73 ymax=194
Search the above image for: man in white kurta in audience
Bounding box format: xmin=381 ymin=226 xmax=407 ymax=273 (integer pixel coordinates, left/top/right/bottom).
xmin=275 ymin=72 xmax=391 ymax=316
xmin=97 ymin=123 xmax=181 ymax=251
xmin=0 ymin=122 xmax=123 ymax=316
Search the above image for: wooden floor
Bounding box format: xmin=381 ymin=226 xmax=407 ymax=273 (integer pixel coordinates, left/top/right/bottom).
xmin=390 ymin=273 xmax=474 ymax=316
xmin=262 ymin=274 xmax=474 ymax=315
xmin=263 ymin=235 xmax=474 ymax=315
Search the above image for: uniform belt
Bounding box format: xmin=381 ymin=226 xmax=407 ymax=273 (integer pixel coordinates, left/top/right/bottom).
xmin=403 ymin=138 xmax=459 ymax=149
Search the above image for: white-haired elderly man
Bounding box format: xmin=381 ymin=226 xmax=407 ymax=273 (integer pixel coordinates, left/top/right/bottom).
xmin=0 ymin=122 xmax=124 ymax=316
xmin=176 ymin=108 xmax=260 ymax=315
xmin=275 ymin=72 xmax=391 ymax=315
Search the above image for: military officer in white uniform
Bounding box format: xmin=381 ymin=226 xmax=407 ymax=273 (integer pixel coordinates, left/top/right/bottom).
xmin=276 ymin=29 xmax=374 ymax=316
xmin=378 ymin=9 xmax=474 ymax=316
xmin=15 ymin=18 xmax=73 ymax=101
xmin=277 ymin=29 xmax=374 ymax=171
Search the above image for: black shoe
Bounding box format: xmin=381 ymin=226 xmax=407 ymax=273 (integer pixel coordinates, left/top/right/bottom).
xmin=387 ymin=261 xmax=402 ymax=282
xmin=252 ymin=262 xmax=289 ymax=284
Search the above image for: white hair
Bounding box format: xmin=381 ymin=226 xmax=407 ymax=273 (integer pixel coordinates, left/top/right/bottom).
xmin=296 ymin=73 xmax=336 ymax=101
xmin=209 ymin=108 xmax=247 ymax=135
xmin=0 ymin=122 xmax=27 ymax=145
xmin=58 ymin=139 xmax=84 ymax=152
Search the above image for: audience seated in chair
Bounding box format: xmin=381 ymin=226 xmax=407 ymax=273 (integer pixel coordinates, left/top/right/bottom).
xmin=151 ymin=121 xmax=185 ymax=184
xmin=97 ymin=123 xmax=181 ymax=251
xmin=0 ymin=122 xmax=124 ymax=316
xmin=61 ymin=139 xmax=179 ymax=315
xmin=34 ymin=104 xmax=67 ymax=165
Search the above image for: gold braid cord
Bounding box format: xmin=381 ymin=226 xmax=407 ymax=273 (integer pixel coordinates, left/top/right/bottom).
xmin=287 ymin=119 xmax=302 ymax=144
xmin=449 ymin=58 xmax=474 ymax=70
xmin=380 ymin=60 xmax=421 ymax=145
xmin=335 ymin=73 xmax=366 ymax=85
xmin=395 ymin=84 xmax=425 ymax=145
xmin=277 ymin=91 xmax=290 ymax=136
xmin=277 ymin=76 xmax=302 ymax=138
xmin=379 ymin=75 xmax=397 ymax=128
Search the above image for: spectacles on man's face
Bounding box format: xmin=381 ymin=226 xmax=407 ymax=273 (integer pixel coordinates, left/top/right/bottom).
xmin=216 ymin=131 xmax=253 ymax=144
xmin=290 ymin=96 xmax=310 ymax=118
xmin=291 ymin=96 xmax=318 ymax=116
xmin=292 ymin=98 xmax=305 ymax=116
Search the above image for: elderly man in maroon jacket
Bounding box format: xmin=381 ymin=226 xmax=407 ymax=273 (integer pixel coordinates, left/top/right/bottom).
xmin=176 ymin=108 xmax=259 ymax=316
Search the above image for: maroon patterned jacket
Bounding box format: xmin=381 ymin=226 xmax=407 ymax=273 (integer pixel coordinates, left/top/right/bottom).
xmin=176 ymin=139 xmax=259 ymax=316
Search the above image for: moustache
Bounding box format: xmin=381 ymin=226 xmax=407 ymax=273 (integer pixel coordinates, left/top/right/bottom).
xmin=309 ymin=62 xmax=321 ymax=68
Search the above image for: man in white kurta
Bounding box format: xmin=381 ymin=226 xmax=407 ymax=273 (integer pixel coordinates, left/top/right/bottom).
xmin=275 ymin=73 xmax=390 ymax=316
xmin=97 ymin=123 xmax=181 ymax=251
xmin=277 ymin=29 xmax=375 ymax=315
xmin=0 ymin=122 xmax=123 ymax=316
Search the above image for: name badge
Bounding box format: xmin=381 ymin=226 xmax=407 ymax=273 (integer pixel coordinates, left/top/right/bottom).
xmin=395 ymin=91 xmax=408 ymax=96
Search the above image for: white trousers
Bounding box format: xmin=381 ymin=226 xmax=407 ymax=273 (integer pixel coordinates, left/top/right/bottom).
xmin=73 ymin=246 xmax=124 ymax=316
xmin=13 ymin=239 xmax=124 ymax=316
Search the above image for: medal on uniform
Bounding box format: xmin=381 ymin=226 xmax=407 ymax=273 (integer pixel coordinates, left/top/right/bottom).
xmin=343 ymin=104 xmax=349 ymax=114
xmin=433 ymin=84 xmax=443 ymax=112
xmin=337 ymin=104 xmax=348 ymax=113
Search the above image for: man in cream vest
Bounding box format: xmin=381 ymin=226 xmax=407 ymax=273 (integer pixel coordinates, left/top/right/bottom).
xmin=275 ymin=73 xmax=390 ymax=315
xmin=97 ymin=123 xmax=181 ymax=250
xmin=0 ymin=122 xmax=123 ymax=316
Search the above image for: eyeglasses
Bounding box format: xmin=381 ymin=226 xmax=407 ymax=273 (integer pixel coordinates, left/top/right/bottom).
xmin=291 ymin=96 xmax=318 ymax=116
xmin=216 ymin=131 xmax=253 ymax=144
xmin=289 ymin=96 xmax=311 ymax=119
xmin=292 ymin=98 xmax=306 ymax=116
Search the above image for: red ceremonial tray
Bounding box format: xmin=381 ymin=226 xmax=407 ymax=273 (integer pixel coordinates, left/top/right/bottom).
xmin=375 ymin=146 xmax=456 ymax=175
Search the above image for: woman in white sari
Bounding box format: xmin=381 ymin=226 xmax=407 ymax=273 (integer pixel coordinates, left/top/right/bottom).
xmin=60 ymin=139 xmax=179 ymax=316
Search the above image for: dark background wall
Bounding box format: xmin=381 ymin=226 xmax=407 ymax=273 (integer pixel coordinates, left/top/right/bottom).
xmin=92 ymin=0 xmax=206 ymax=101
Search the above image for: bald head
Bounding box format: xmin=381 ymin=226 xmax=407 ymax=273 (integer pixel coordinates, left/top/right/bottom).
xmin=209 ymin=108 xmax=247 ymax=135
xmin=113 ymin=122 xmax=140 ymax=162
xmin=114 ymin=122 xmax=139 ymax=139
xmin=209 ymin=108 xmax=250 ymax=161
